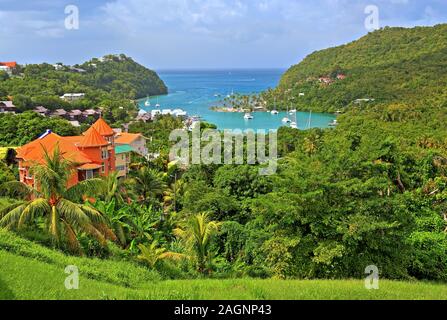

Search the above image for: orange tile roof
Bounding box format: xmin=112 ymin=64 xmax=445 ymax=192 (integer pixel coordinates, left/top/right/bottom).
xmin=78 ymin=127 xmax=109 ymax=148
xmin=115 ymin=133 xmax=142 ymax=144
xmin=90 ymin=118 xmax=114 ymax=136
xmin=78 ymin=163 xmax=102 ymax=170
xmin=0 ymin=62 xmax=17 ymax=68
xmin=16 ymin=133 xmax=92 ymax=166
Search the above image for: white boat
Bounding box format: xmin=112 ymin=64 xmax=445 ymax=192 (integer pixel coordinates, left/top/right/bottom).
xmin=282 ymin=105 xmax=291 ymax=123
xmin=289 ymin=109 xmax=296 ymax=115
xmin=271 ymin=110 xmax=279 ymax=115
xmin=244 ymin=113 xmax=254 ymax=120
xmin=144 ymin=97 xmax=151 ymax=107
xmin=290 ymin=111 xmax=298 ymax=129
xmin=329 ymin=119 xmax=338 ymax=127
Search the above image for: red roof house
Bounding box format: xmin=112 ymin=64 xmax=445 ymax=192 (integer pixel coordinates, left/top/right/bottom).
xmin=16 ymin=118 xmax=118 ymax=188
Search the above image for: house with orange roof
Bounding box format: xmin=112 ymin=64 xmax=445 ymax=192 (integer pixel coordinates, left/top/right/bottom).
xmin=16 ymin=118 xmax=117 ymax=188
xmin=0 ymin=62 xmax=17 ymax=75
xmin=115 ymin=132 xmax=148 ymax=157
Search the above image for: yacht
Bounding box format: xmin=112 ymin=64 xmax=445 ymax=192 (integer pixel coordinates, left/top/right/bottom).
xmin=144 ymin=97 xmax=151 ymax=107
xmin=290 ymin=111 xmax=298 ymax=129
xmin=244 ymin=113 xmax=254 ymax=120
xmin=329 ymin=119 xmax=338 ymax=127
xmin=289 ymin=109 xmax=296 ymax=115
xmin=271 ymin=110 xmax=279 ymax=115
xmin=282 ymin=105 xmax=291 ymax=123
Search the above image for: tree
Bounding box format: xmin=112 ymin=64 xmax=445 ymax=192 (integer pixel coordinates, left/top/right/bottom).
xmin=137 ymin=239 xmax=185 ymax=269
xmin=130 ymin=167 xmax=166 ymax=204
xmin=0 ymin=146 xmax=115 ymax=252
xmin=174 ymin=213 xmax=221 ymax=273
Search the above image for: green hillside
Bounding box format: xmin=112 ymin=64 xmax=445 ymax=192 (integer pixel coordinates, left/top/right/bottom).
xmin=0 ymin=54 xmax=167 ymax=123
xmin=1 ymin=229 xmax=446 ymax=300
xmin=274 ymin=24 xmax=447 ymax=112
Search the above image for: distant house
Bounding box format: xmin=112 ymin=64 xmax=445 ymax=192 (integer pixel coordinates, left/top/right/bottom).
xmin=336 ymin=74 xmax=347 ymax=80
xmin=0 ymin=101 xmax=16 ymax=114
xmin=0 ymin=62 xmax=17 ymax=75
xmin=69 ymin=120 xmax=81 ymax=127
xmin=68 ymin=67 xmax=86 ymax=73
xmin=33 ymin=106 xmax=50 ymax=116
xmin=52 ymin=64 xmax=64 ymax=71
xmin=69 ymin=109 xmax=83 ymax=120
xmin=82 ymin=109 xmax=100 ymax=120
xmin=115 ymin=132 xmax=148 ymax=157
xmin=60 ymin=93 xmax=85 ymax=102
xmin=319 ymin=77 xmax=333 ymax=84
xmin=51 ymin=109 xmax=68 ymax=118
xmin=115 ymin=144 xmax=134 ymax=178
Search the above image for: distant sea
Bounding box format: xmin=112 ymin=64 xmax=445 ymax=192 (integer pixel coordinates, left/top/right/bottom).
xmin=139 ymin=69 xmax=336 ymax=131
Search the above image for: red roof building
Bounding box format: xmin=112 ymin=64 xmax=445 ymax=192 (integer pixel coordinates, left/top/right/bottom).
xmin=0 ymin=62 xmax=17 ymax=68
xmin=16 ymin=118 xmax=118 ymax=188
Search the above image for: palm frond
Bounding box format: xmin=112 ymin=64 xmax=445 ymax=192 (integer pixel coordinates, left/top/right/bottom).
xmin=0 ymin=203 xmax=28 ymax=228
xmin=0 ymin=181 xmax=36 ymax=199
xmin=18 ymin=198 xmax=50 ymax=229
xmin=65 ymin=178 xmax=104 ymax=201
xmin=61 ymin=219 xmax=82 ymax=254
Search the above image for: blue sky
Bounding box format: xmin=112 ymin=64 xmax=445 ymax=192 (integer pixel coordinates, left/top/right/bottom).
xmin=0 ymin=0 xmax=446 ymax=69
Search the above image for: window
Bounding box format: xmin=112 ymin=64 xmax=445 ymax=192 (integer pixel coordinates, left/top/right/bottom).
xmin=101 ymin=163 xmax=106 ymax=173
xmin=116 ymin=165 xmax=126 ymax=171
xmin=85 ymin=170 xmax=94 ymax=180
xmin=101 ymin=148 xmax=108 ymax=160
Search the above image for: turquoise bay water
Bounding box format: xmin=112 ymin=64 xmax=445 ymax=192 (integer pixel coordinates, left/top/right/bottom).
xmin=139 ymin=69 xmax=336 ymax=130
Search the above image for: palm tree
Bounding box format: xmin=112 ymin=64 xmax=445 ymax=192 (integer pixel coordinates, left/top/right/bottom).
xmin=130 ymin=167 xmax=166 ymax=204
xmin=174 ymin=213 xmax=221 ymax=273
xmin=0 ymin=146 xmax=115 ymax=252
xmin=100 ymin=171 xmax=134 ymax=203
xmin=163 ymin=179 xmax=186 ymax=213
xmin=137 ymin=239 xmax=185 ymax=269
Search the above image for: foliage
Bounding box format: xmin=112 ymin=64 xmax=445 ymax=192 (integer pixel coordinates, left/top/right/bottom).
xmin=0 ymin=112 xmax=79 ymax=147
xmin=0 ymin=146 xmax=115 ymax=252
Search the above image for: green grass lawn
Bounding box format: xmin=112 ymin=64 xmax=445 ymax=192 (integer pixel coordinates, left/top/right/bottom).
xmin=0 ymin=229 xmax=446 ymax=300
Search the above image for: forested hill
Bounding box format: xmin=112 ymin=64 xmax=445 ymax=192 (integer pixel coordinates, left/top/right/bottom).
xmin=276 ymin=24 xmax=447 ymax=112
xmin=0 ymin=54 xmax=167 ymax=114
xmin=79 ymin=54 xmax=167 ymax=98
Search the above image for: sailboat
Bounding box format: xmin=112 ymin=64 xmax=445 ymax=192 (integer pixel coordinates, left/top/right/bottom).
xmin=244 ymin=112 xmax=254 ymax=120
xmin=307 ymin=110 xmax=312 ymax=129
xmin=271 ymin=98 xmax=279 ymax=115
xmin=282 ymin=105 xmax=291 ymax=123
xmin=290 ymin=111 xmax=298 ymax=129
xmin=155 ymin=97 xmax=160 ymax=108
xmin=144 ymin=96 xmax=151 ymax=107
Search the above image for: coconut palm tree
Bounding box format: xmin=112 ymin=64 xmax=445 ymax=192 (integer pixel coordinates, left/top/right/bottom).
xmin=130 ymin=167 xmax=166 ymax=204
xmin=0 ymin=146 xmax=115 ymax=252
xmin=174 ymin=213 xmax=221 ymax=273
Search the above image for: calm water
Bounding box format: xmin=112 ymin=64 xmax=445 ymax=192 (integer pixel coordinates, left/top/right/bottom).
xmin=139 ymin=69 xmax=336 ymax=130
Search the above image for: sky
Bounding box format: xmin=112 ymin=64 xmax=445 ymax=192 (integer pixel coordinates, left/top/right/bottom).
xmin=0 ymin=0 xmax=446 ymax=70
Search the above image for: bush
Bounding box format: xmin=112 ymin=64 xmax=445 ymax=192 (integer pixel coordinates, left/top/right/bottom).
xmin=408 ymin=232 xmax=447 ymax=281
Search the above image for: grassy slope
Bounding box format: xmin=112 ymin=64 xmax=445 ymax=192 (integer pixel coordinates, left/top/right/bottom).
xmin=1 ymin=230 xmax=446 ymax=300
